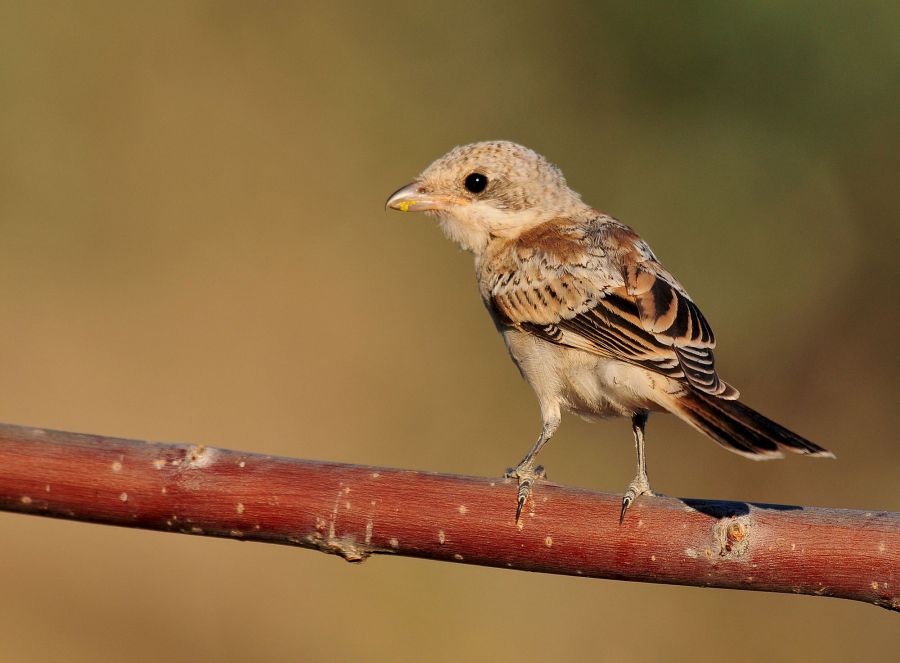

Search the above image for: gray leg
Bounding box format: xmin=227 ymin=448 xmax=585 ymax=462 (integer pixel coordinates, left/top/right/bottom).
xmin=506 ymin=414 xmax=560 ymax=521
xmin=620 ymin=413 xmax=654 ymax=523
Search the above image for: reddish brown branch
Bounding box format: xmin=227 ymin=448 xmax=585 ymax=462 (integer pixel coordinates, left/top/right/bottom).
xmin=0 ymin=422 xmax=896 ymax=610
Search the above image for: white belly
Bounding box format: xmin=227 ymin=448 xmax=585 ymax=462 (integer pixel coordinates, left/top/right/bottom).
xmin=502 ymin=329 xmax=681 ymax=420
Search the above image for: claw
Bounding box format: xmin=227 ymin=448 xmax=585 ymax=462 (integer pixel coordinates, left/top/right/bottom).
xmin=515 ymin=492 xmax=527 ymax=521
xmin=514 ymin=471 xmax=534 ymax=521
xmin=619 ymin=494 xmax=633 ymax=524
xmin=509 ymin=464 xmax=545 ymax=522
xmin=619 ymin=478 xmax=654 ymax=524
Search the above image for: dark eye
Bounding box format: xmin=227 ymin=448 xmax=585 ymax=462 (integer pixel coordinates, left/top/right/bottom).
xmin=464 ymin=172 xmax=489 ymax=194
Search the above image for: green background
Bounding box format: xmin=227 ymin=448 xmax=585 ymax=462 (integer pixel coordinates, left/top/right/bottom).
xmin=1 ymin=2 xmax=897 ymax=661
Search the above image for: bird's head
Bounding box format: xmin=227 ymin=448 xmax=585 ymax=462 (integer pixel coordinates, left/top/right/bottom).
xmin=386 ymin=141 xmax=584 ymax=254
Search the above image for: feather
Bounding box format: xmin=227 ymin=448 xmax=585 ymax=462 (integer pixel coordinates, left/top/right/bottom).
xmin=481 ymin=215 xmax=738 ymax=398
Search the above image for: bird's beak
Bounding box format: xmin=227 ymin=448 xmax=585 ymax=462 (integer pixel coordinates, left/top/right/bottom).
xmin=385 ymin=182 xmax=468 ymax=213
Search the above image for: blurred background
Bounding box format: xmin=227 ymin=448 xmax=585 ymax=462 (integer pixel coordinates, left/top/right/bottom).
xmin=1 ymin=2 xmax=897 ymax=661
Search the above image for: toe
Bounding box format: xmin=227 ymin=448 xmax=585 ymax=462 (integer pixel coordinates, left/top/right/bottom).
xmin=510 ymin=463 xmax=546 ymax=522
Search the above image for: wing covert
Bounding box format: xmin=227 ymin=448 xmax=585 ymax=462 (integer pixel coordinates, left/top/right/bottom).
xmin=483 ymin=216 xmax=738 ymax=398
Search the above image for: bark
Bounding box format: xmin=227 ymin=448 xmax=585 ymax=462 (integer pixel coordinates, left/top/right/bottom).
xmin=0 ymin=422 xmax=896 ymax=611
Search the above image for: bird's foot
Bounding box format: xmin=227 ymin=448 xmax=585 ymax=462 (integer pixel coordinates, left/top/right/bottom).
xmin=619 ymin=475 xmax=654 ymax=523
xmin=505 ymin=463 xmax=546 ymax=522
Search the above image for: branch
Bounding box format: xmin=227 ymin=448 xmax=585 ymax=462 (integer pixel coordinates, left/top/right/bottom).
xmin=0 ymin=422 xmax=896 ymax=611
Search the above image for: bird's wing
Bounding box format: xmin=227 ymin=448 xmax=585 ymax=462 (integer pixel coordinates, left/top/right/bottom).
xmin=486 ymin=218 xmax=738 ymax=398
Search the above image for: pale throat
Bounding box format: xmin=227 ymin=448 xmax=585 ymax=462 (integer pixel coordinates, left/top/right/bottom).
xmin=436 ymin=204 xmax=559 ymax=255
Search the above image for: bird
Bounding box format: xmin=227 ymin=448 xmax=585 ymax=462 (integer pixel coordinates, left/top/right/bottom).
xmin=386 ymin=140 xmax=833 ymax=522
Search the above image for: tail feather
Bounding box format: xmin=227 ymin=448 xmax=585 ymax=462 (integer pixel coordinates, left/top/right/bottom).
xmin=670 ymin=390 xmax=835 ymax=460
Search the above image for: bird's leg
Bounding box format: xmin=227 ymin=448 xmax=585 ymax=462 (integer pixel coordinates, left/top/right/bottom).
xmin=506 ymin=415 xmax=559 ymax=521
xmin=620 ymin=412 xmax=654 ymax=523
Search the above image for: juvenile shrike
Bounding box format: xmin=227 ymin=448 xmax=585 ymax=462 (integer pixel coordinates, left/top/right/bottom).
xmin=386 ymin=141 xmax=833 ymax=521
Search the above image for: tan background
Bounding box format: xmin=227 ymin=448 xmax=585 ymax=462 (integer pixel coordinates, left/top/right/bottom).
xmin=1 ymin=2 xmax=898 ymax=661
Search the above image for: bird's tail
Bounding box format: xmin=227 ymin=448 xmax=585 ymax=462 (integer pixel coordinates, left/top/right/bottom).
xmin=667 ymin=390 xmax=834 ymax=460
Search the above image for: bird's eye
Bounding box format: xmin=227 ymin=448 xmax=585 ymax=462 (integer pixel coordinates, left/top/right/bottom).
xmin=464 ymin=172 xmax=489 ymax=194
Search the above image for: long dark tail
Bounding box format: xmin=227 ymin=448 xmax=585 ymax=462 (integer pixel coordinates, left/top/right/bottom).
xmin=668 ymin=390 xmax=834 ymax=460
